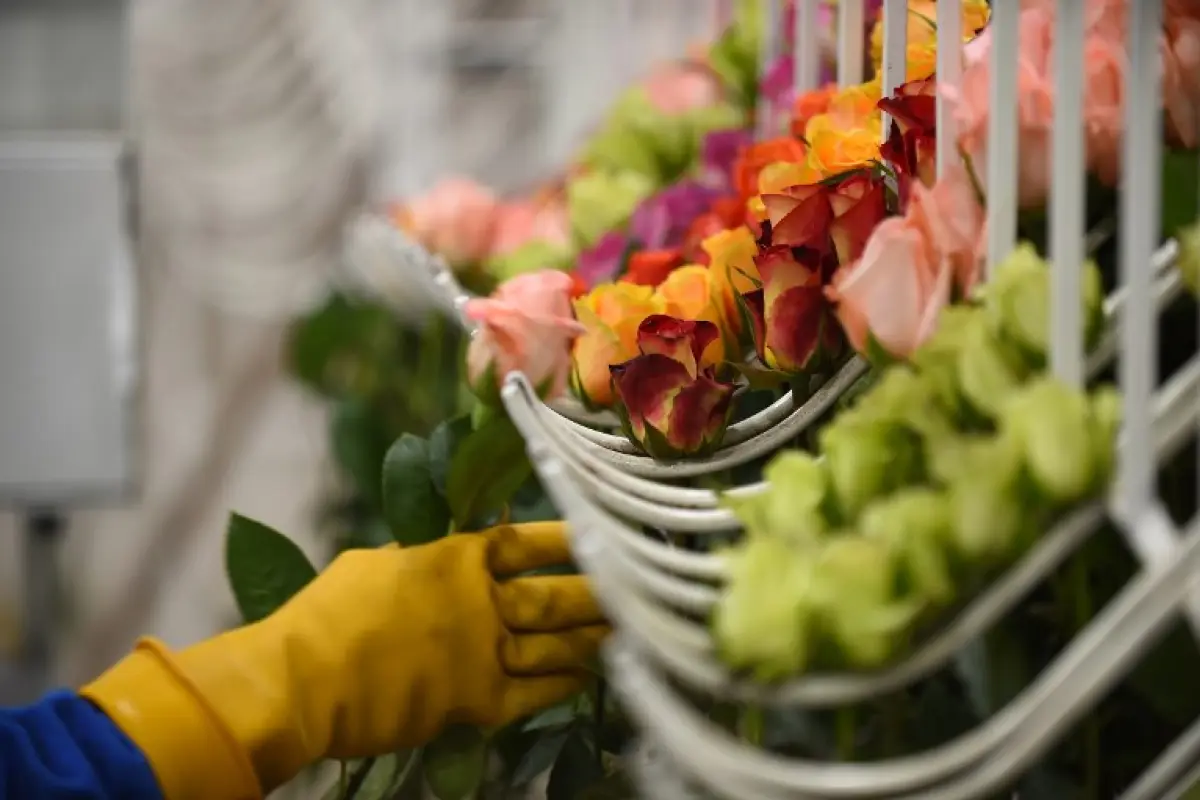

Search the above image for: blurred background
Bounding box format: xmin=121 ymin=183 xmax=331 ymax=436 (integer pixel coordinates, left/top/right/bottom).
xmin=0 ymin=0 xmax=715 ymax=794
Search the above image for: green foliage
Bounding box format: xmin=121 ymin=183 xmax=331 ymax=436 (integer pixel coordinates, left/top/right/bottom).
xmin=225 ymin=513 xmax=317 ymax=623
xmin=423 ymin=726 xmax=488 ymax=800
xmin=446 ymin=411 xmax=533 ymax=530
xmin=381 ymin=434 xmax=451 ymax=546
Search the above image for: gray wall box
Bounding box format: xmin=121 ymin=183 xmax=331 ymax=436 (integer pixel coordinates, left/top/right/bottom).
xmin=0 ymin=139 xmax=138 ymax=506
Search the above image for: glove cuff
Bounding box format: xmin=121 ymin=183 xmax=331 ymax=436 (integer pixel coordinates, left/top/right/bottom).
xmin=81 ymin=637 xmax=264 ymax=800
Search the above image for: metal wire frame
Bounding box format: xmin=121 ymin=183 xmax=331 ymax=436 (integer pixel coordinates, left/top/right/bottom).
xmin=353 ymin=0 xmax=1200 ymax=793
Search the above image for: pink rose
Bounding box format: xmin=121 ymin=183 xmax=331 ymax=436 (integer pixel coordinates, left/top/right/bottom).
xmin=464 ymin=270 xmax=585 ymax=402
xmin=1082 ymin=33 xmax=1126 ymax=187
xmin=955 ymin=7 xmax=1055 ymax=209
xmin=488 ymin=199 xmax=571 ymax=258
xmin=395 ymin=177 xmax=500 ymax=266
xmin=1164 ymin=16 xmax=1200 ymax=148
xmin=828 ymin=216 xmax=953 ymax=360
xmin=906 ymin=164 xmax=986 ymax=295
xmin=643 ymin=63 xmax=724 ymax=115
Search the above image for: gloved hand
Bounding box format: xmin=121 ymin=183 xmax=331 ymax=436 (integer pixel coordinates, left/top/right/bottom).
xmin=81 ymin=521 xmax=607 ymax=800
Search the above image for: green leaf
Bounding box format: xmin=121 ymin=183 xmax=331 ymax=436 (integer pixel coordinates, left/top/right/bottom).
xmin=423 ymin=726 xmax=488 ymax=800
xmin=322 ymin=752 xmax=421 ymax=800
xmin=511 ymin=729 xmax=571 ymax=787
xmin=288 ymin=294 xmax=400 ymax=398
xmin=729 ymin=361 xmax=790 ymax=391
xmin=446 ymin=412 xmax=533 ymax=529
xmin=331 ymin=399 xmax=390 ymax=512
xmin=429 ymin=416 xmax=474 ymax=497
xmin=382 ymin=434 xmax=451 ymax=546
xmin=523 ymin=701 xmax=579 ymax=733
xmin=547 ymin=728 xmax=604 ymax=800
xmin=225 ymin=513 xmax=318 ymax=624
xmin=1161 ymin=148 xmax=1200 ymax=240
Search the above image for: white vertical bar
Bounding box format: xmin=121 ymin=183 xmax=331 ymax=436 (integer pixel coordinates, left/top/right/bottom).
xmin=935 ymin=0 xmax=961 ymax=178
xmin=793 ymin=0 xmax=820 ymax=96
xmin=757 ymin=0 xmax=782 ymax=138
xmin=985 ymin=0 xmax=1020 ymax=276
xmin=836 ymin=0 xmax=865 ymax=88
xmin=879 ymin=0 xmax=907 ymax=141
xmin=1119 ymin=0 xmax=1163 ymax=519
xmin=1049 ymin=0 xmax=1086 ymax=386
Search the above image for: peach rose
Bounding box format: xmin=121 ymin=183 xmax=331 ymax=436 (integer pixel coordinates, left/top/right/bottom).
xmin=828 ymin=216 xmax=952 ymax=360
xmin=1164 ymin=15 xmax=1200 ymax=148
xmin=394 ymin=177 xmax=500 ymax=266
xmin=906 ymin=164 xmax=986 ymax=295
xmin=465 ymin=270 xmax=585 ymax=401
xmin=655 ymin=264 xmax=726 ymax=363
xmin=955 ymin=7 xmax=1055 ymax=208
xmin=702 ymin=226 xmax=762 ymax=338
xmin=489 ymin=199 xmax=571 ymax=257
xmin=643 ymin=62 xmax=724 ymax=115
xmin=571 ymin=282 xmax=666 ymax=406
xmin=1082 ymin=33 xmax=1125 ymax=187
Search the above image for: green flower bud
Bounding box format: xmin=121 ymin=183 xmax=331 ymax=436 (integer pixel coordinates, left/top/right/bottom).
xmin=911 ymin=306 xmax=978 ymax=416
xmin=980 ymin=241 xmax=1104 ymax=361
xmin=931 ymin=434 xmax=1026 ymax=562
xmin=1178 ymin=221 xmax=1200 ymax=297
xmin=567 ymin=170 xmax=655 ymax=248
xmin=812 ymin=536 xmax=920 ymax=668
xmin=723 ymin=451 xmax=829 ymax=545
xmin=999 ymin=378 xmax=1096 ymax=503
xmin=713 ymin=537 xmax=817 ymax=680
xmin=854 ymin=366 xmax=957 ymax=443
xmin=485 ymin=241 xmax=574 ymax=283
xmin=860 ymin=488 xmax=956 ymax=607
xmin=819 ymin=417 xmax=922 ymax=522
xmin=956 ymin=312 xmax=1028 ymax=420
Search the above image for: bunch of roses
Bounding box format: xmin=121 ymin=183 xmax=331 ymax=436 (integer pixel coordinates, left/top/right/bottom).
xmin=837 ymin=0 xmax=1200 ymax=363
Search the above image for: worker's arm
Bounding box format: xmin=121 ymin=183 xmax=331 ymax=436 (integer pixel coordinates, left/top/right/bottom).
xmin=0 ymin=690 xmax=161 ymax=799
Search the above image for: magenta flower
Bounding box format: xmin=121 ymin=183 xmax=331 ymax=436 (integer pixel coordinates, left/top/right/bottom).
xmin=576 ymin=231 xmax=630 ymax=289
xmin=700 ymin=128 xmax=755 ymax=192
xmin=629 ymin=180 xmax=723 ymax=250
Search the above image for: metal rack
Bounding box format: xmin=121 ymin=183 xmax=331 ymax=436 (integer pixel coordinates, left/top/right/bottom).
xmin=358 ymin=0 xmax=1200 ymax=796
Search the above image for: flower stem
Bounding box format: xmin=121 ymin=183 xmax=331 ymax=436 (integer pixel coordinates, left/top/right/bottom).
xmin=739 ymin=704 xmax=765 ymax=746
xmin=1070 ymin=555 xmax=1100 ymax=799
xmin=836 ymin=708 xmax=857 ymax=761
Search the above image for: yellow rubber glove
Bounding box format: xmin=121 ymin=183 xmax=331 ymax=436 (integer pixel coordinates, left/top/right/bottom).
xmin=81 ymin=522 xmax=608 ymax=800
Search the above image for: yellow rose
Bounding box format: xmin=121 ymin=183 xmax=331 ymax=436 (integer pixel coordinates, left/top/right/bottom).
xmin=571 ymin=282 xmax=665 ymax=406
xmin=655 ymin=265 xmax=726 ymax=364
xmin=870 ymin=1 xmax=991 ymax=81
xmin=805 ymin=120 xmax=881 ymax=178
xmin=703 ymin=226 xmax=761 ymax=339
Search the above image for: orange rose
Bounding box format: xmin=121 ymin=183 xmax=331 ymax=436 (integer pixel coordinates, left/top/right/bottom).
xmin=806 ymin=123 xmax=881 ymax=178
xmin=733 ymin=137 xmax=808 ymax=200
xmin=791 ymin=84 xmax=838 ymax=139
xmin=702 ymin=226 xmax=761 ymax=338
xmin=622 ymin=249 xmax=686 ymax=287
xmin=571 ymin=283 xmax=666 ymax=406
xmin=655 ymin=265 xmax=725 ymax=363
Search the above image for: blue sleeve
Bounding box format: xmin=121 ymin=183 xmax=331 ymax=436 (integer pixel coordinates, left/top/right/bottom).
xmin=0 ymin=690 xmax=163 ymax=799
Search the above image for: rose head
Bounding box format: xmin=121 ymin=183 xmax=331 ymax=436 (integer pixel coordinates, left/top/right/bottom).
xmin=701 ymin=129 xmax=756 ymax=192
xmin=621 ymin=248 xmax=686 ymax=287
xmin=571 ymin=282 xmax=666 ymax=407
xmin=734 ymin=137 xmax=808 ymax=201
xmin=629 ymin=180 xmax=723 ymax=250
xmin=703 ymin=226 xmax=762 ymax=339
xmin=761 ymin=184 xmax=833 ymax=251
xmin=610 ymin=316 xmax=736 ymax=459
xmin=575 ymin=231 xmax=631 ymax=289
xmin=878 ymin=79 xmax=938 ymax=197
xmin=465 ymin=270 xmax=585 ymax=403
xmin=655 ymin=265 xmax=727 ymax=362
xmin=742 ymin=246 xmax=843 ymax=374
xmin=394 ymin=177 xmax=500 ymax=267
xmin=791 ymin=84 xmax=838 ymax=139
xmin=828 ymin=171 xmax=889 ymax=265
